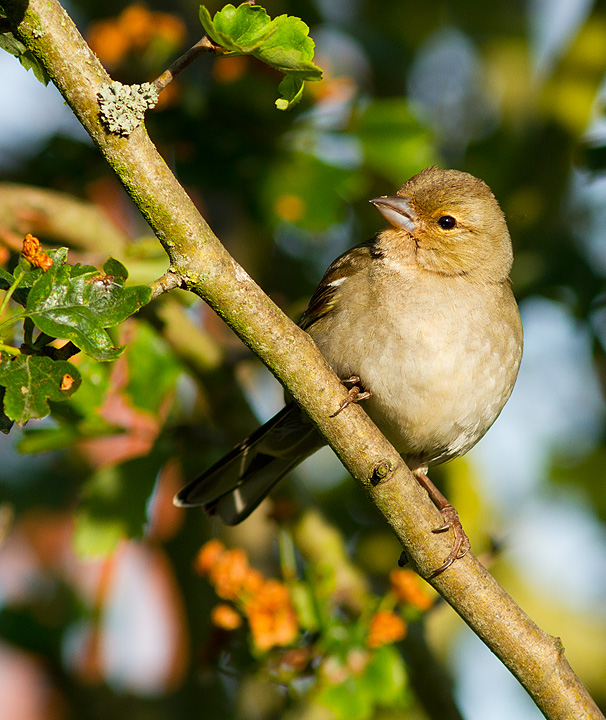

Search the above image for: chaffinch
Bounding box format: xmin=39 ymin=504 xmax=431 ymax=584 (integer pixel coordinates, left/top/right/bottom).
xmin=176 ymin=166 xmax=523 ymax=571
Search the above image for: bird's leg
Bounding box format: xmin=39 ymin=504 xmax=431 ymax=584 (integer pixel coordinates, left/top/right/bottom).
xmin=414 ymin=468 xmax=470 ymax=576
xmin=329 ymin=375 xmax=372 ymax=418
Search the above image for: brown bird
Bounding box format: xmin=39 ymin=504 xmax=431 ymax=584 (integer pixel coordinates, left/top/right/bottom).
xmin=175 ymin=167 xmax=523 ymax=573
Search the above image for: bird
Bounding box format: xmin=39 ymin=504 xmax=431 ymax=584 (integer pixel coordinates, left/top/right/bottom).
xmin=175 ymin=166 xmax=523 ymax=573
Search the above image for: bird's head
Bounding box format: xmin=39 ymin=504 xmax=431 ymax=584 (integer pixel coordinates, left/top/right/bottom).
xmin=371 ymin=166 xmax=513 ymax=282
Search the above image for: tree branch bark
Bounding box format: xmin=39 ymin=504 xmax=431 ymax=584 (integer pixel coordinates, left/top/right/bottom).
xmin=5 ymin=1 xmax=603 ymax=718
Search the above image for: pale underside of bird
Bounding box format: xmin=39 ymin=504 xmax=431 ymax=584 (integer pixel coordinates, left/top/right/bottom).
xmin=175 ymin=166 xmax=523 ymax=574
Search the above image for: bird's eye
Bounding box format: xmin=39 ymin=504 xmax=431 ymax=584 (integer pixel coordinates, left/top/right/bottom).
xmin=437 ymin=215 xmax=457 ymax=230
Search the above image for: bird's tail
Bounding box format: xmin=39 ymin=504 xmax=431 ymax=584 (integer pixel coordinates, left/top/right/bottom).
xmin=174 ymin=403 xmax=323 ymax=524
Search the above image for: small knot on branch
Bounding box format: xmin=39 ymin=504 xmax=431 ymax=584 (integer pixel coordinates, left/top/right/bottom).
xmin=371 ymin=460 xmax=393 ymax=485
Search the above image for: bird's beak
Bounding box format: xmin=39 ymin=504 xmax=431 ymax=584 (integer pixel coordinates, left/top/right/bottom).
xmin=370 ymin=195 xmax=417 ymax=232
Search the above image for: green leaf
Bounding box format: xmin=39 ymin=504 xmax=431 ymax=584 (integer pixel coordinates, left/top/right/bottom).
xmin=124 ymin=320 xmax=183 ymax=414
xmin=319 ymin=674 xmax=374 ymax=720
xmin=0 ymin=30 xmax=25 ymax=56
xmin=0 ymin=353 xmax=81 ymax=424
xmin=276 ymin=75 xmax=304 ymax=111
xmin=199 ymin=3 xmax=322 ymax=110
xmin=103 ymin=256 xmax=129 ymax=282
xmin=24 ymin=256 xmax=152 ymax=361
xmin=364 ymin=645 xmax=408 ymax=706
xmin=17 ymin=355 xmax=116 ymax=452
xmin=0 ymin=386 xmax=13 ymax=433
xmin=200 ymin=4 xmax=276 ymax=54
xmin=255 ymin=15 xmax=322 ymax=79
xmin=18 ymin=50 xmax=50 ymax=85
xmin=0 ymin=31 xmax=49 ymax=85
xmin=73 ymin=447 xmax=168 ymax=557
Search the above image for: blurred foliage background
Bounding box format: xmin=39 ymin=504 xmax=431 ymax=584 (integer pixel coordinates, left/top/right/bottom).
xmin=2 ymin=0 xmax=606 ymax=718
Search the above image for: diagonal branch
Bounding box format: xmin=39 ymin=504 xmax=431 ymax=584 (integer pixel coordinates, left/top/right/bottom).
xmin=5 ymin=1 xmax=603 ymax=718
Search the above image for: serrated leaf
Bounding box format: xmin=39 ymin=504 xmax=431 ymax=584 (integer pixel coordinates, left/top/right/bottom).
xmin=199 ymin=3 xmax=322 ymax=110
xmin=24 ymin=261 xmax=151 ymax=362
xmin=200 ymin=4 xmax=276 ymax=54
xmin=0 ymin=353 xmax=81 ymax=424
xmin=256 ymin=15 xmax=321 ymax=79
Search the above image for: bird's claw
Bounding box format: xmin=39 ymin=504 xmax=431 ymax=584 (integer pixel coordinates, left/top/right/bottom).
xmin=330 ymin=376 xmax=371 ymax=418
xmin=429 ymin=503 xmax=470 ymax=577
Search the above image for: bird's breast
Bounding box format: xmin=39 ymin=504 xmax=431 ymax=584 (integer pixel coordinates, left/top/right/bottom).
xmin=309 ymin=269 xmax=522 ymax=468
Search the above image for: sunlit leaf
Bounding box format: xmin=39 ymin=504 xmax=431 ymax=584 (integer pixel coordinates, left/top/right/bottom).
xmin=0 ymin=353 xmax=81 ymax=424
xmin=199 ymin=3 xmax=322 ymax=109
xmin=24 ymin=255 xmax=151 ymax=362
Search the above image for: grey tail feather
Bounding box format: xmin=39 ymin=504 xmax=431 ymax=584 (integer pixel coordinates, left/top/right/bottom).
xmin=174 ymin=403 xmax=322 ymax=525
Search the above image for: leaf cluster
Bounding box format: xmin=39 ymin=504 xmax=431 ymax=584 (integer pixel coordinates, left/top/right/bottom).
xmin=0 ymin=251 xmax=151 ymax=429
xmin=199 ymin=3 xmax=323 ymax=109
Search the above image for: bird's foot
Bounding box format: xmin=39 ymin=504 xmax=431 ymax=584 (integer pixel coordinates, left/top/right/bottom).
xmin=329 ymin=375 xmax=371 ymax=418
xmin=414 ymin=469 xmax=470 ymax=577
xmin=429 ymin=503 xmax=470 ymax=577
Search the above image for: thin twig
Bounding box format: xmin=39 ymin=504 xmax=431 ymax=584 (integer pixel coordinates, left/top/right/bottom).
xmin=150 ymin=270 xmax=183 ymax=299
xmin=152 ymin=36 xmax=223 ymax=93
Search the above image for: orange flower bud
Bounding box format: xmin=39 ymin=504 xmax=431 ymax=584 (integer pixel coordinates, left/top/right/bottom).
xmin=243 ymin=568 xmax=265 ymax=595
xmin=390 ymin=568 xmax=434 ymax=611
xmin=194 ymin=539 xmax=225 ymax=575
xmin=244 ymin=579 xmax=298 ymax=652
xmin=367 ymin=610 xmax=406 ymax=649
xmin=210 ymin=548 xmax=250 ymax=600
xmin=211 ymin=603 xmax=242 ymax=631
xmin=22 ymin=233 xmax=53 ymax=271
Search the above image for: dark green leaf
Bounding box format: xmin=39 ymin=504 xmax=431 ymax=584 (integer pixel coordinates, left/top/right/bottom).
xmin=0 ymin=267 xmax=14 ymax=287
xmin=0 ymin=30 xmax=25 ymax=56
xmin=0 ymin=386 xmax=13 ymax=433
xmin=18 ymin=50 xmax=49 ymax=85
xmin=103 ymin=256 xmax=129 ymax=282
xmin=0 ymin=31 xmax=49 ymax=85
xmin=0 ymin=353 xmax=81 ymax=424
xmin=24 ymin=261 xmax=151 ymax=362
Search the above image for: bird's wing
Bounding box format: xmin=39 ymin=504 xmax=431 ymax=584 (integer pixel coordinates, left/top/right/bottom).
xmin=174 ymin=403 xmax=323 ymax=524
xmin=299 ymin=237 xmax=381 ymax=331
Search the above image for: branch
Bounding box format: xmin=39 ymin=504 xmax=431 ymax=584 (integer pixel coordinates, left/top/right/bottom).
xmin=152 ymin=36 xmax=221 ymax=93
xmin=6 ymin=2 xmax=603 ymax=718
